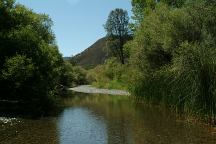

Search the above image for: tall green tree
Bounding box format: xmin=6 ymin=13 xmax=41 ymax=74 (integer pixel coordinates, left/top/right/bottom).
xmin=131 ymin=0 xmax=186 ymax=30
xmin=0 ymin=0 xmax=69 ymax=115
xmin=131 ymin=0 xmax=158 ymax=29
xmin=104 ymin=8 xmax=130 ymax=64
xmin=161 ymin=0 xmax=186 ymax=7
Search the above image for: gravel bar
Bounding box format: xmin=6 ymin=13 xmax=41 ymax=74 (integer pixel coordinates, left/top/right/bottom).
xmin=69 ymin=85 xmax=130 ymax=96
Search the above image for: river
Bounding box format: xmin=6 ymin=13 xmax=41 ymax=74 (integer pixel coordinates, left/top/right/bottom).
xmin=0 ymin=92 xmax=216 ymax=144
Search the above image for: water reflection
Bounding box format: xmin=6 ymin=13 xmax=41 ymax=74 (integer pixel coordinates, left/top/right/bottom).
xmin=0 ymin=93 xmax=216 ymax=144
xmin=57 ymin=107 xmax=107 ymax=144
xmin=63 ymin=93 xmax=216 ymax=144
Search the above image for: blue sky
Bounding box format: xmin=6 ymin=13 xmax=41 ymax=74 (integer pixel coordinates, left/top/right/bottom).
xmin=16 ymin=0 xmax=132 ymax=57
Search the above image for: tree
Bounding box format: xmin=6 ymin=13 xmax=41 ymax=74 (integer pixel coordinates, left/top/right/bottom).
xmin=131 ymin=0 xmax=146 ymax=28
xmin=161 ymin=0 xmax=186 ymax=8
xmin=130 ymin=0 xmax=186 ymax=30
xmin=0 ymin=0 xmax=70 ymax=115
xmin=104 ymin=8 xmax=130 ymax=64
xmin=131 ymin=0 xmax=158 ymax=29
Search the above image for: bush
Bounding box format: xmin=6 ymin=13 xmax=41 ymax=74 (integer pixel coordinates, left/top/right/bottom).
xmin=60 ymin=61 xmax=87 ymax=88
xmin=87 ymin=58 xmax=128 ymax=89
xmin=0 ymin=0 xmax=69 ymax=115
xmin=128 ymin=1 xmax=216 ymax=122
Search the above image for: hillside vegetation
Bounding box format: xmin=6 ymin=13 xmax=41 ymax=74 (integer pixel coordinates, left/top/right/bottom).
xmin=72 ymin=37 xmax=108 ymax=69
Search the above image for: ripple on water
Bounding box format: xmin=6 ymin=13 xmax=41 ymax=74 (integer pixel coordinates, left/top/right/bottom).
xmin=57 ymin=107 xmax=107 ymax=144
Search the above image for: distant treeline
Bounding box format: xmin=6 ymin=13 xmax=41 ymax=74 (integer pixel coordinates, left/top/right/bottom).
xmin=88 ymin=0 xmax=216 ymax=123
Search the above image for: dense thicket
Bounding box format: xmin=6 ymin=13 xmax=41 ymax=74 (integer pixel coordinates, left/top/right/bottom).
xmin=128 ymin=0 xmax=216 ymax=122
xmin=87 ymin=58 xmax=128 ymax=90
xmin=61 ymin=61 xmax=87 ymax=87
xmin=0 ymin=0 xmax=71 ymax=115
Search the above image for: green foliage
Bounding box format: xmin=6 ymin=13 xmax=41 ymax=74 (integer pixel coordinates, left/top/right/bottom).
xmin=130 ymin=0 xmax=187 ymax=31
xmin=127 ymin=0 xmax=216 ymax=122
xmin=60 ymin=62 xmax=87 ymax=87
xmin=71 ymin=66 xmax=87 ymax=86
xmin=104 ymin=8 xmax=130 ymax=64
xmin=0 ymin=0 xmax=71 ymax=115
xmin=104 ymin=8 xmax=129 ymax=37
xmin=161 ymin=0 xmax=186 ymax=8
xmin=87 ymin=58 xmax=128 ymax=90
xmin=59 ymin=62 xmax=75 ymax=87
xmin=2 ymin=55 xmax=34 ymax=88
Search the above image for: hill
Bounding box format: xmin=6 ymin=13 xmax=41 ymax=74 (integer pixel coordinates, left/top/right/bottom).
xmin=72 ymin=37 xmax=108 ymax=68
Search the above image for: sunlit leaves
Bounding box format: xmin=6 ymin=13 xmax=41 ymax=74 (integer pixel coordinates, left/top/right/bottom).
xmin=128 ymin=0 xmax=216 ymax=120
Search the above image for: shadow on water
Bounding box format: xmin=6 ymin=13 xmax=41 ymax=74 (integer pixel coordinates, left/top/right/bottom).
xmin=0 ymin=99 xmax=63 ymax=118
xmin=1 ymin=92 xmax=216 ymax=144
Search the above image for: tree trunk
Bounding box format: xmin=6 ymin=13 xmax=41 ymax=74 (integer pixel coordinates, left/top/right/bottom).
xmin=120 ymin=48 xmax=125 ymax=64
xmin=119 ymin=38 xmax=125 ymax=64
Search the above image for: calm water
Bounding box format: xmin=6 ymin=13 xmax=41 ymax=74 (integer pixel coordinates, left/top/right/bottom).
xmin=1 ymin=93 xmax=216 ymax=144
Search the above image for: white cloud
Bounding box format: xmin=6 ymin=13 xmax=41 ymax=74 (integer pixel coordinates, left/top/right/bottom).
xmin=66 ymin=0 xmax=80 ymax=5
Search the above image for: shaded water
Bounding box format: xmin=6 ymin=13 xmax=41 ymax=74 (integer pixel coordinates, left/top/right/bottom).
xmin=1 ymin=93 xmax=216 ymax=144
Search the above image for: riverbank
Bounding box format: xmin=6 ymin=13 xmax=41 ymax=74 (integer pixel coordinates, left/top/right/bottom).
xmin=69 ymin=85 xmax=130 ymax=96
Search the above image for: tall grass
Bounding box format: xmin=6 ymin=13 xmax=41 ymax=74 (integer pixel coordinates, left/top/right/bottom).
xmin=130 ymin=40 xmax=216 ymax=123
